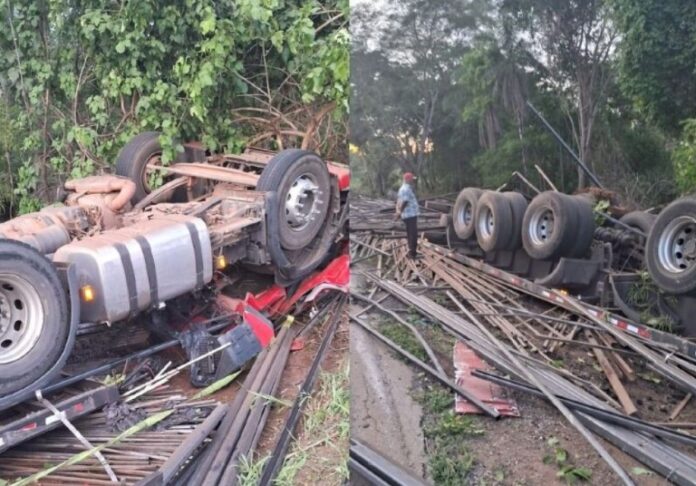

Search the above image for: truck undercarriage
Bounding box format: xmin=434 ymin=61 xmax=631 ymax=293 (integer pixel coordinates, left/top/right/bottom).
xmin=0 ymin=132 xmax=349 ymax=409
xmin=417 ymin=186 xmax=696 ymax=339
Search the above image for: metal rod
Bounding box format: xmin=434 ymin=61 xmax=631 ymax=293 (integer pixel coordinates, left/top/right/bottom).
xmin=473 ymin=370 xmax=696 ymax=448
xmin=43 ymin=316 xmax=233 ymax=395
xmin=447 ymin=291 xmax=634 ymax=485
xmin=526 ymin=101 xmax=603 ymax=188
xmin=351 ymin=291 xmax=446 ymax=375
xmin=350 ymin=314 xmax=501 ymax=419
xmin=258 ymin=297 xmax=346 ymax=484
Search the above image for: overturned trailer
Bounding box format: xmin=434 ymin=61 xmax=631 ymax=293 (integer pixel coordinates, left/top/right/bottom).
xmin=0 ymin=132 xmax=349 ymax=409
xmin=444 ymin=185 xmax=696 ymax=336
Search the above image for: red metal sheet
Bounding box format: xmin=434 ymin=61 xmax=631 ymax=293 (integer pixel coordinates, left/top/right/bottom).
xmin=453 ymin=341 xmax=520 ymax=417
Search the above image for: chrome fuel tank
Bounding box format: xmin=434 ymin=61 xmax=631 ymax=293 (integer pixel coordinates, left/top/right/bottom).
xmin=53 ymin=214 xmax=213 ymax=323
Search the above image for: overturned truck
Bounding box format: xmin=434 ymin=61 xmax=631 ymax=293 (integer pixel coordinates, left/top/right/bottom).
xmin=0 ymin=132 xmax=348 ymax=408
xmin=445 ymin=188 xmax=696 ymax=336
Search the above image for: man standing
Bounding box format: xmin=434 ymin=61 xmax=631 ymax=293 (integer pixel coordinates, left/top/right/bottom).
xmin=396 ymin=172 xmax=420 ymax=259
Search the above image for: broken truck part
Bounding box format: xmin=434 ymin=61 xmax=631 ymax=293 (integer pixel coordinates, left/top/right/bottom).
xmin=0 ymin=132 xmax=349 ymax=409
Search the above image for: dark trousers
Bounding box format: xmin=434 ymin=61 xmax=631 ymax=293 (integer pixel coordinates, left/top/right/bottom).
xmin=404 ymin=216 xmax=418 ymax=257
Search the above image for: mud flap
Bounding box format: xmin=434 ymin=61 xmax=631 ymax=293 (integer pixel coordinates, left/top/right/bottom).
xmin=214 ymin=306 xmax=275 ymax=380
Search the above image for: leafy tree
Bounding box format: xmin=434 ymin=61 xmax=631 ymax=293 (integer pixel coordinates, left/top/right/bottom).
xmin=351 ymin=0 xmax=487 ymax=194
xmin=673 ymin=120 xmax=696 ymax=194
xmin=0 ymin=0 xmax=347 ymax=214
xmin=458 ymin=38 xmax=528 ymax=170
xmin=501 ymin=0 xmax=618 ymax=188
xmin=611 ymin=0 xmax=696 ymax=134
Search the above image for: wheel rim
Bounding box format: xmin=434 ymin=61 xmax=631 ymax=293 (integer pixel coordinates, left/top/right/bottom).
xmin=285 ymin=173 xmax=321 ymax=231
xmin=0 ymin=274 xmax=44 ymax=364
xmin=477 ymin=205 xmax=495 ymax=240
xmin=657 ymin=215 xmax=696 ymax=273
xmin=529 ymin=208 xmax=555 ymax=246
xmin=456 ymin=201 xmax=474 ymax=229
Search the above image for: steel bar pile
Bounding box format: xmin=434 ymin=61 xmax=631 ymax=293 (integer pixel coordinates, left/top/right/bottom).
xmin=188 ymin=324 xmax=295 ymax=485
xmin=0 ymin=386 xmax=217 ymax=485
xmin=350 ymin=194 xmax=448 ymax=234
xmin=258 ymin=295 xmax=346 ymax=484
xmin=0 ymin=290 xmax=347 ymax=485
xmin=189 ymin=293 xmax=347 ymax=486
xmin=350 ymin=228 xmax=696 ymax=485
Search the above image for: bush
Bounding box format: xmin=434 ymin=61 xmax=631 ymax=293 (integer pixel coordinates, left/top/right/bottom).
xmin=0 ymin=0 xmax=347 ymax=214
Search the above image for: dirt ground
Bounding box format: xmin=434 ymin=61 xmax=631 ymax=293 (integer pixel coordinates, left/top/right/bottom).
xmin=350 ymin=319 xmax=429 ymax=479
xmin=349 ymin=258 xmax=685 ymax=485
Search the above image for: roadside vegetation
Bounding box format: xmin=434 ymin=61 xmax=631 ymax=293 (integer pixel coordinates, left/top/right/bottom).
xmin=0 ymin=0 xmax=348 ymax=215
xmin=351 ymin=0 xmax=696 ymax=209
xmin=238 ymin=361 xmax=350 ymax=485
xmin=374 ymin=307 xmax=483 ymax=484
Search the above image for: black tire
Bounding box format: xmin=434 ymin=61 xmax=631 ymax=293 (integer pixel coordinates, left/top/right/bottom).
xmin=620 ymin=211 xmax=656 ymax=238
xmin=115 ymin=132 xmax=163 ymax=204
xmin=567 ymin=195 xmax=596 ymax=258
xmin=503 ymin=191 xmax=528 ymax=250
xmin=475 ymin=191 xmax=514 ymax=252
xmin=522 ymin=191 xmax=576 ymax=260
xmin=257 ymin=149 xmax=331 ymax=251
xmin=452 ymin=187 xmax=483 ymax=240
xmin=645 ymin=197 xmax=696 ymax=294
xmin=0 ymin=240 xmax=69 ymax=397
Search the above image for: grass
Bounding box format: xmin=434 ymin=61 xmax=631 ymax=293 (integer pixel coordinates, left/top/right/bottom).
xmin=375 ymin=308 xmax=482 ymax=485
xmin=238 ymin=454 xmax=270 ymax=486
xmin=380 ymin=322 xmax=429 ymax=361
xmin=414 ymin=385 xmax=484 ymax=485
xmin=543 ymin=437 xmax=592 ymax=484
xmin=237 ymin=363 xmax=349 ymax=485
xmin=272 ymin=361 xmax=350 ymax=485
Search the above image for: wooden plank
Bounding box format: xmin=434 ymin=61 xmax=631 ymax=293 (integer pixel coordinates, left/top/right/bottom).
xmin=597 ymin=333 xmax=636 ymax=382
xmin=586 ymin=331 xmax=637 ymax=416
xmin=670 ymin=394 xmax=692 ymax=421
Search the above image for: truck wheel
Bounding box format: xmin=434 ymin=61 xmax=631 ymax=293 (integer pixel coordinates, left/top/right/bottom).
xmin=620 ymin=211 xmax=656 ymax=238
xmin=0 ymin=240 xmax=69 ymax=397
xmin=452 ymin=188 xmax=482 ymax=240
xmin=645 ymin=197 xmax=696 ymax=294
xmin=475 ymin=191 xmax=514 ymax=252
xmin=257 ymin=149 xmax=331 ymax=251
xmin=115 ymin=131 xmax=164 ymax=204
xmin=567 ymin=195 xmax=596 ymax=258
xmin=522 ymin=191 xmax=576 ymax=260
xmin=504 ymin=191 xmax=528 ymax=250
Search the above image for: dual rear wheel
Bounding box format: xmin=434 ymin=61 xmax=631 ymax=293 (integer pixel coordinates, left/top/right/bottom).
xmin=451 ymin=188 xmax=595 ymax=259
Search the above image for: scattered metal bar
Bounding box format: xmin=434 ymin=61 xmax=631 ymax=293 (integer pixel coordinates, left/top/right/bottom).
xmin=135 ymin=403 xmax=228 ymax=485
xmin=258 ymin=296 xmax=346 ymax=484
xmin=526 ymin=101 xmax=603 ymax=188
xmin=350 ymin=314 xmax=500 ymax=418
xmin=349 ymin=439 xmax=427 ymax=486
xmin=446 ymin=291 xmax=635 ymax=485
xmin=351 ymin=291 xmax=446 ymax=375
xmin=472 ymin=370 xmax=696 ymax=448
xmin=40 ymin=316 xmax=233 ymax=398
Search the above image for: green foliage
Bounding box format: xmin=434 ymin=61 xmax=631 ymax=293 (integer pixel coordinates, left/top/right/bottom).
xmin=627 ymin=271 xmax=676 ymax=332
xmin=379 ymin=321 xmax=429 ymax=362
xmin=350 ymin=0 xmax=483 ymax=195
xmin=543 ymin=437 xmax=592 ymax=484
xmin=611 ymin=0 xmax=696 ymax=134
xmin=673 ymin=119 xmax=696 ymax=194
xmin=413 ymin=384 xmax=482 ymax=484
xmin=0 ymin=0 xmax=347 ymax=214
